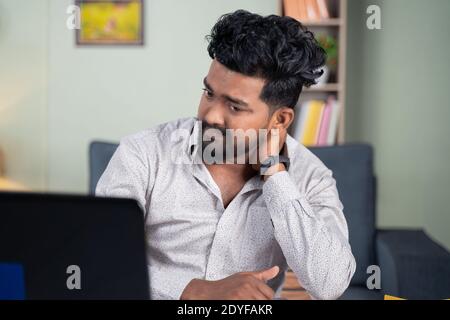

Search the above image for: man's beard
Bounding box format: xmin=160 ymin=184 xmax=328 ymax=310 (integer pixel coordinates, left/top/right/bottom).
xmin=200 ymin=121 xmax=260 ymax=165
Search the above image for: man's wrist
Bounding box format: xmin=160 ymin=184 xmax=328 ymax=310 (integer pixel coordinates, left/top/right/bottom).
xmin=180 ymin=278 xmax=209 ymax=300
xmin=262 ymin=163 xmax=286 ymax=181
xmin=260 ymin=155 xmax=290 ymax=176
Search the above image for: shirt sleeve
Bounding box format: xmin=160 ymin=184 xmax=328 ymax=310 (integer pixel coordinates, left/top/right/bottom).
xmin=262 ymin=170 xmax=356 ymax=300
xmin=95 ymin=136 xmax=151 ymax=216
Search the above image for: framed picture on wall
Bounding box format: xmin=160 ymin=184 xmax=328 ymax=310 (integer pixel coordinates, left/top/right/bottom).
xmin=76 ymin=0 xmax=144 ymax=46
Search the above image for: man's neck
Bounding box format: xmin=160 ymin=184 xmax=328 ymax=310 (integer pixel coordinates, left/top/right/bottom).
xmin=204 ymin=162 xmax=257 ymax=181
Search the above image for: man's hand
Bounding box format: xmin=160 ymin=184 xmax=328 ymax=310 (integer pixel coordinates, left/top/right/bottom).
xmin=252 ymin=127 xmax=288 ymax=180
xmin=180 ymin=266 xmax=280 ymax=300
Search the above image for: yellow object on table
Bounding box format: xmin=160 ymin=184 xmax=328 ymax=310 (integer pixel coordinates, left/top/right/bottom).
xmin=0 ymin=177 xmax=27 ymax=191
xmin=384 ymin=295 xmax=405 ymax=300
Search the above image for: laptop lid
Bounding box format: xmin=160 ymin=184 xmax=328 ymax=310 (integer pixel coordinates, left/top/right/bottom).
xmin=0 ymin=192 xmax=149 ymax=300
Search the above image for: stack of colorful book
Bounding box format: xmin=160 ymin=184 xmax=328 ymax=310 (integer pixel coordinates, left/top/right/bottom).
xmin=291 ymin=97 xmax=340 ymax=146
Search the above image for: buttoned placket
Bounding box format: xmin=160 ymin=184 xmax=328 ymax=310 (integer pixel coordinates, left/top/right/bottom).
xmin=186 ymin=120 xmax=276 ymax=280
xmin=202 ymin=173 xmax=264 ymax=280
xmin=188 ymin=148 xmax=265 ymax=280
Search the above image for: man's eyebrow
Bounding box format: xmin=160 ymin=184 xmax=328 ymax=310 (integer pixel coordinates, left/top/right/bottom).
xmin=203 ymin=77 xmax=249 ymax=107
xmin=224 ymin=95 xmax=249 ymax=107
xmin=203 ymin=77 xmax=213 ymax=91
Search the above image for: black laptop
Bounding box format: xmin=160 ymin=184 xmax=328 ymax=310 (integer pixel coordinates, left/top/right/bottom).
xmin=0 ymin=192 xmax=149 ymax=300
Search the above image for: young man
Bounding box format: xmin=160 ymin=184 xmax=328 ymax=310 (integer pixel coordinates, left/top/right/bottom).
xmin=96 ymin=10 xmax=356 ymax=300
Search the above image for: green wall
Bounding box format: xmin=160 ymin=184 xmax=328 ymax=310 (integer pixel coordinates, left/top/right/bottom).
xmin=0 ymin=0 xmax=49 ymax=191
xmin=347 ymin=0 xmax=450 ymax=249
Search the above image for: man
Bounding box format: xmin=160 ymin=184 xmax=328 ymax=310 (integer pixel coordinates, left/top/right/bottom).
xmin=96 ymin=10 xmax=356 ymax=300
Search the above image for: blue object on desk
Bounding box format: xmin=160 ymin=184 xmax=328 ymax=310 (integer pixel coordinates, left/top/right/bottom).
xmin=0 ymin=263 xmax=25 ymax=300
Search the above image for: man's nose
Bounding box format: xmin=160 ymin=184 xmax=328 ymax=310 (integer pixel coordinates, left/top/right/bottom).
xmin=203 ymin=104 xmax=226 ymax=128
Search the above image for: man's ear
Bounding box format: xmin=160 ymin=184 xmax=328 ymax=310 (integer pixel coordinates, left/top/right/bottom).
xmin=269 ymin=107 xmax=295 ymax=131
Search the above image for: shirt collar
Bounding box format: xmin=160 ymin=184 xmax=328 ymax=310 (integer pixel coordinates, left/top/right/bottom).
xmin=187 ymin=119 xmax=202 ymax=164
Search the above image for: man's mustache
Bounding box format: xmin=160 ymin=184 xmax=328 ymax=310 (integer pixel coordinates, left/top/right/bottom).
xmin=201 ymin=121 xmax=227 ymax=138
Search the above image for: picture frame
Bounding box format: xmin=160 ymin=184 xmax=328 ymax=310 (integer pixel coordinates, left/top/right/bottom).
xmin=75 ymin=0 xmax=144 ymax=46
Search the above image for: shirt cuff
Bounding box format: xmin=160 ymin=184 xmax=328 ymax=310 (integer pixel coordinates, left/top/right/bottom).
xmin=263 ymin=170 xmax=300 ymax=201
xmin=262 ymin=171 xmax=313 ymax=219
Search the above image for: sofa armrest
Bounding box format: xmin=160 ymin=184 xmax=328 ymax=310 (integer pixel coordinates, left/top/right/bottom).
xmin=376 ymin=229 xmax=450 ymax=299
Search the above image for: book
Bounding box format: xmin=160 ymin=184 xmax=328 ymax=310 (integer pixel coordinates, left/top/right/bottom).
xmin=316 ymin=97 xmax=334 ymax=146
xmin=297 ymin=0 xmax=309 ymax=21
xmin=316 ymin=0 xmax=330 ymax=19
xmin=283 ymin=0 xmax=298 ymax=20
xmin=327 ymin=99 xmax=341 ymax=145
xmin=302 ymin=100 xmax=325 ymax=146
xmin=305 ymin=0 xmax=320 ymax=21
xmin=294 ymin=101 xmax=312 ymax=141
xmin=283 ymin=1 xmax=332 ymax=25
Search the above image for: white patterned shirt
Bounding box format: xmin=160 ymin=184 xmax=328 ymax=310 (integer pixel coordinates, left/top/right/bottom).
xmin=95 ymin=117 xmax=356 ymax=300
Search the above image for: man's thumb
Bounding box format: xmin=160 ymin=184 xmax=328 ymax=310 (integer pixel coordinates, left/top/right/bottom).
xmin=254 ymin=266 xmax=280 ymax=282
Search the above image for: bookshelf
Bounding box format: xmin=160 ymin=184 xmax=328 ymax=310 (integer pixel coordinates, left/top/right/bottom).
xmin=279 ymin=0 xmax=347 ymax=146
xmin=278 ymin=0 xmax=348 ymax=300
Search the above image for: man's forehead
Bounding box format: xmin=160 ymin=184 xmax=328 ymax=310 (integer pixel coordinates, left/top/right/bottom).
xmin=207 ymin=60 xmax=265 ymax=97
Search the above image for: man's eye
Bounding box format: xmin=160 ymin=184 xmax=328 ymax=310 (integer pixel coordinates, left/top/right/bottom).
xmin=202 ymin=88 xmax=213 ymax=98
xmin=229 ymin=105 xmax=241 ymax=112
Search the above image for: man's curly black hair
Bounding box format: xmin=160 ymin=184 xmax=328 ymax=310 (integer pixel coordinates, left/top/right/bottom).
xmin=207 ymin=10 xmax=327 ymax=109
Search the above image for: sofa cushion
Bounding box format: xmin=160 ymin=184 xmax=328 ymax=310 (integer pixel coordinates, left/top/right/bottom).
xmin=89 ymin=141 xmax=119 ymax=194
xmin=309 ymin=144 xmax=377 ymax=285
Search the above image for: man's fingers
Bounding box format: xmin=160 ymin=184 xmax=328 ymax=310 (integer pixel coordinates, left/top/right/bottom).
xmin=236 ymin=267 xmax=279 ymax=299
xmin=252 ymin=266 xmax=280 ymax=282
xmin=245 ymin=277 xmax=274 ymax=300
xmin=255 ymin=280 xmax=275 ymax=299
xmin=260 ymin=265 xmax=280 ymax=282
xmin=249 ymin=289 xmax=271 ymax=300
